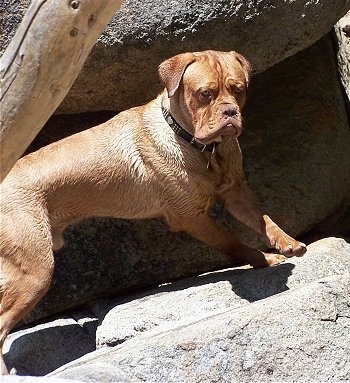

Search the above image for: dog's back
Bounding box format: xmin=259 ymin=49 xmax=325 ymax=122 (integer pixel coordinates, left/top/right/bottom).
xmin=1 ymin=50 xmax=307 ymax=374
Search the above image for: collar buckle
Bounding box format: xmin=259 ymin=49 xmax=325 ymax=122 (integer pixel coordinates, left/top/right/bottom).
xmin=190 ymin=137 xmax=207 ymax=152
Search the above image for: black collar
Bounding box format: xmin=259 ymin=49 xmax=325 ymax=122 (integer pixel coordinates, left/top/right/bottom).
xmin=161 ymin=105 xmax=215 ymax=153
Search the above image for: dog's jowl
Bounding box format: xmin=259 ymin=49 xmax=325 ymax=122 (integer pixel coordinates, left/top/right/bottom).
xmin=0 ymin=50 xmax=306 ymax=374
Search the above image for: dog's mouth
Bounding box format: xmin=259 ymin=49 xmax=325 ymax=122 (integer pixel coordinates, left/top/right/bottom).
xmin=221 ymin=118 xmax=242 ymax=136
xmin=196 ymin=118 xmax=242 ymax=144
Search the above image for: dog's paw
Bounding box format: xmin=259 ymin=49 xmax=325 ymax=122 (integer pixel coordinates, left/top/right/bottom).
xmin=263 ymin=253 xmax=286 ymax=267
xmin=244 ymin=249 xmax=286 ymax=268
xmin=271 ymin=235 xmax=307 ymax=258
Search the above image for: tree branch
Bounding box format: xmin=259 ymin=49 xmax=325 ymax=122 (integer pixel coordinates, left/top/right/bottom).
xmin=0 ymin=0 xmax=124 ymax=182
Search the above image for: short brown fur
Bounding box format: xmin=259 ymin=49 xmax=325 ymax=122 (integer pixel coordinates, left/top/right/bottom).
xmin=0 ymin=50 xmax=306 ymax=374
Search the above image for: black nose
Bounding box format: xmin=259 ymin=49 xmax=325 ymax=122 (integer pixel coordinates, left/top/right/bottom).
xmin=222 ymin=106 xmax=239 ymax=117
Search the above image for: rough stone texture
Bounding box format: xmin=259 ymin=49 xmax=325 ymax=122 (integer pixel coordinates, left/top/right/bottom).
xmin=5 ymin=237 xmax=350 ymax=378
xmin=241 ymin=35 xmax=350 ymax=237
xmin=2 ymin=3 xmax=349 ymax=381
xmin=42 ymin=237 xmax=350 ymax=383
xmin=0 ymin=0 xmax=31 ymax=49
xmin=1 ymin=1 xmax=349 ymax=114
xmin=51 ymin=276 xmax=350 ymax=383
xmin=23 ymin=218 xmax=232 ymax=325
xmin=335 ymin=10 xmax=350 ymax=100
xmin=2 ymin=378 xmax=83 ymax=383
xmin=93 ymin=237 xmax=350 ymax=349
xmin=17 ymin=35 xmax=350 ymax=326
xmin=54 ymin=275 xmax=350 ymax=383
xmin=3 ymin=312 xmax=98 ymax=376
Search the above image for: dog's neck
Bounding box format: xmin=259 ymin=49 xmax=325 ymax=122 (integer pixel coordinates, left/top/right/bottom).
xmin=161 ymin=92 xmax=216 ymax=153
xmin=161 ymin=90 xmax=195 ymax=134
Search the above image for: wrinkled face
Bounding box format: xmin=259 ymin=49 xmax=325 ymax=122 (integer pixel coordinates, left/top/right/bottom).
xmin=159 ymin=51 xmax=251 ymax=144
xmin=180 ymin=52 xmax=248 ymax=143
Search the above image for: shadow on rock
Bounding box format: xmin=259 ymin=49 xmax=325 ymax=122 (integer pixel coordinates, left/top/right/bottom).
xmin=197 ymin=262 xmax=295 ymax=302
xmin=91 ymin=260 xmax=295 ymax=349
xmin=155 ymin=261 xmax=295 ymax=303
xmin=4 ymin=315 xmax=98 ymax=376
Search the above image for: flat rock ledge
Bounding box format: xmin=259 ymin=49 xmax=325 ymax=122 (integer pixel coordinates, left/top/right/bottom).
xmin=3 ymin=237 xmax=350 ymax=382
xmin=52 ymin=274 xmax=350 ymax=383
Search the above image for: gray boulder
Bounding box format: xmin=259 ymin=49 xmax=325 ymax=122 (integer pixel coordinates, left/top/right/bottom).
xmin=21 ymin=35 xmax=350 ymax=325
xmin=44 ymin=238 xmax=350 ymax=383
xmin=3 ymin=312 xmax=98 ymax=376
xmin=4 ymin=237 xmax=350 ymax=379
xmin=51 ymin=275 xmax=350 ymax=383
xmin=1 ymin=1 xmax=349 ymax=114
xmin=2 ymin=378 xmax=83 ymax=383
xmin=93 ymin=237 xmax=350 ymax=349
xmin=241 ymin=35 xmax=350 ymax=238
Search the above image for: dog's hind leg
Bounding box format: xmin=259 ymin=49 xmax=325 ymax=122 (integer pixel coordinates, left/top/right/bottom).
xmin=0 ymin=235 xmax=54 ymax=374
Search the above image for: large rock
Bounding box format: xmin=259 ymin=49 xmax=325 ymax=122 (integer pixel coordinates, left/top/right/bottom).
xmin=93 ymin=237 xmax=350 ymax=349
xmin=241 ymin=35 xmax=350 ymax=237
xmin=20 ymin=35 xmax=350 ymax=325
xmin=334 ymin=10 xmax=350 ymax=101
xmin=2 ymin=378 xmax=83 ymax=383
xmin=38 ymin=238 xmax=350 ymax=382
xmin=50 ymin=274 xmax=350 ymax=383
xmin=1 ymin=1 xmax=349 ymax=114
xmin=3 ymin=313 xmax=98 ymax=376
xmin=4 ymin=237 xmax=350 ymax=379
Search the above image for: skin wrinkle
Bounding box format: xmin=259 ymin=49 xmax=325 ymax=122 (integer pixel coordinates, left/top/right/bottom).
xmin=178 ymin=53 xmax=245 ymax=143
xmin=0 ymin=51 xmax=306 ymax=375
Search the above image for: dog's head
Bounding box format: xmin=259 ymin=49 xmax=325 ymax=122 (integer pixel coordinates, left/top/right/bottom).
xmin=158 ymin=50 xmax=252 ymax=144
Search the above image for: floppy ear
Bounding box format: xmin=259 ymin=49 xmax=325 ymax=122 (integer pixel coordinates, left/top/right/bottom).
xmin=232 ymin=51 xmax=252 ymax=88
xmin=158 ymin=52 xmax=196 ymax=97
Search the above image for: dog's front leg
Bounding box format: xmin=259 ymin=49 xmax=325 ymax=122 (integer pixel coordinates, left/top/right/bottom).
xmin=219 ymin=180 xmax=306 ymax=258
xmin=164 ymin=209 xmax=285 ymax=267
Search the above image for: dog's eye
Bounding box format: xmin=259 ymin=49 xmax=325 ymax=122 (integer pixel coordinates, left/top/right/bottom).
xmin=231 ymin=85 xmax=244 ymax=95
xmin=198 ymin=89 xmax=212 ymax=100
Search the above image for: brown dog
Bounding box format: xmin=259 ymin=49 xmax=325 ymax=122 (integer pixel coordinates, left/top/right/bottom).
xmin=0 ymin=50 xmax=306 ymax=374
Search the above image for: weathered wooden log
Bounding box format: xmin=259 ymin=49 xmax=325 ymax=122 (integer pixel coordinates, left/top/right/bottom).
xmin=0 ymin=0 xmax=124 ymax=182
